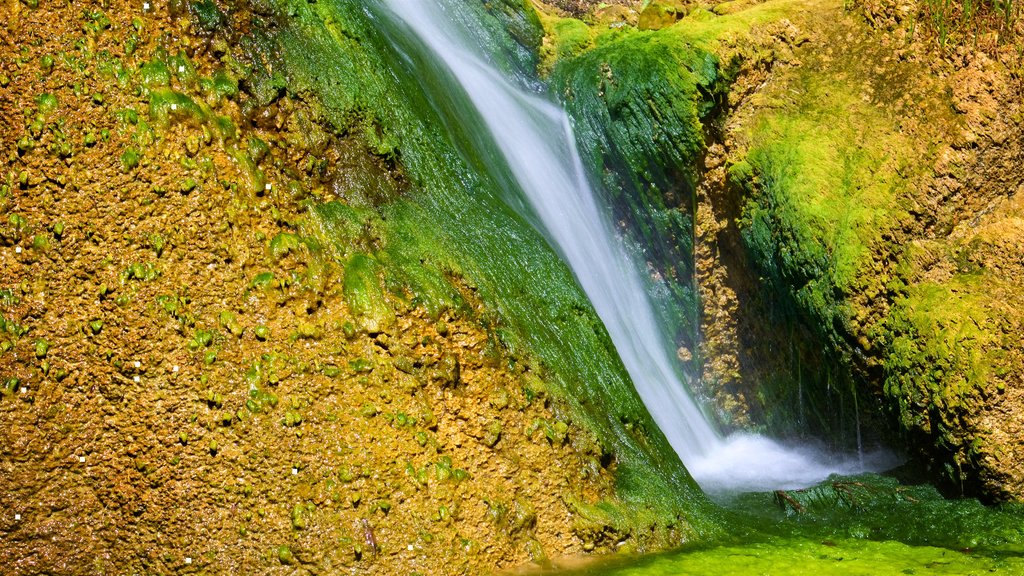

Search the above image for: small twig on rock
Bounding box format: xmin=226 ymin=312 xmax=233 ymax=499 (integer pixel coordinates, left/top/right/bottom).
xmin=774 ymin=490 xmax=805 ymax=513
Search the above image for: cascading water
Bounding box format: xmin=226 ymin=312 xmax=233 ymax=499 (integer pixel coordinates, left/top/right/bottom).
xmin=374 ymin=0 xmax=894 ymax=494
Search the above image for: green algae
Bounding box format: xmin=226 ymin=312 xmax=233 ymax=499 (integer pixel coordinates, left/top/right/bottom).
xmin=148 ymin=89 xmax=207 ymax=127
xmin=573 ymin=537 xmax=1024 ymax=575
xmin=877 ymin=269 xmax=1012 ymax=490
xmin=737 ymin=79 xmax=913 ymax=317
xmin=341 ymin=253 xmax=395 ymax=334
xmin=138 ymin=60 xmax=171 ymax=90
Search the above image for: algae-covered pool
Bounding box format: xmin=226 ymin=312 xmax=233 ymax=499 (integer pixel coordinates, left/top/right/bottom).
xmin=564 ymin=537 xmax=1022 ymax=575
xmin=522 ymin=473 xmax=1024 ymax=575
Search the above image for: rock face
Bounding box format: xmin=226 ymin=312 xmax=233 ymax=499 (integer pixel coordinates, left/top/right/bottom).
xmin=691 ymin=0 xmax=1024 ymax=500
xmin=638 ymin=0 xmax=690 ymax=30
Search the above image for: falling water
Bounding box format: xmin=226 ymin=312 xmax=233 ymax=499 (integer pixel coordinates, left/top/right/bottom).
xmin=374 ymin=0 xmax=894 ymax=494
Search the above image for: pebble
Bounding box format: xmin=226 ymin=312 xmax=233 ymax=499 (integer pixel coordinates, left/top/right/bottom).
xmin=78 ymin=456 xmax=85 ymax=463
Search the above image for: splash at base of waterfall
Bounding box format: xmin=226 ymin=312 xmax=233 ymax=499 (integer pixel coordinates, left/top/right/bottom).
xmin=689 ymin=434 xmax=902 ymax=496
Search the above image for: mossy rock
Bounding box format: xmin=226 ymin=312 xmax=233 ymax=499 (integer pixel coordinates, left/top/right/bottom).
xmin=638 ymin=0 xmax=690 ymax=31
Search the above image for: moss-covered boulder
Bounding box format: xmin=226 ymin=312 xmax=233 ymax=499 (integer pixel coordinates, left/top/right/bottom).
xmin=700 ymin=0 xmax=1024 ymax=499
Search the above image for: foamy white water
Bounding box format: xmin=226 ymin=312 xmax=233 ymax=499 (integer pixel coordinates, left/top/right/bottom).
xmin=374 ymin=0 xmax=894 ymax=493
xmin=688 ymin=434 xmax=900 ymax=495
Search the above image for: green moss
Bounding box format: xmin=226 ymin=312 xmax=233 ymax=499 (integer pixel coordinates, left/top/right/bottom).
xmin=213 ymin=115 xmax=238 ymax=142
xmin=714 ymin=9 xmax=935 ymax=442
xmin=740 ymin=81 xmax=911 ymax=303
xmin=31 ymin=230 xmax=49 ymax=249
xmin=138 ymin=60 xmax=171 ymax=89
xmin=148 ymin=233 xmax=166 ymax=257
xmin=120 ymin=148 xmax=141 ymax=172
xmin=167 ymin=53 xmax=198 ymax=86
xmin=878 ymin=270 xmax=1008 ymax=485
xmin=148 ymin=89 xmax=207 ymax=127
xmin=211 ymin=69 xmax=239 ymax=100
xmin=341 ymin=253 xmax=395 ymax=334
xmin=230 ymin=150 xmax=265 ymax=195
xmin=124 ymin=262 xmax=159 ymax=281
xmin=190 ymin=328 xmax=215 ymax=350
xmin=575 ymin=537 xmax=1024 ymax=575
xmin=549 ymin=17 xmax=594 ymax=61
xmin=8 ymin=213 xmax=28 ymax=233
xmin=268 ymin=232 xmax=302 ymax=261
xmin=36 ymin=93 xmax=58 ymax=117
xmin=572 ymin=472 xmax=1024 ymax=573
xmin=190 ymin=0 xmax=227 ymax=33
xmin=248 ymin=136 xmax=270 ymax=163
xmin=250 ymin=272 xmax=276 ymax=290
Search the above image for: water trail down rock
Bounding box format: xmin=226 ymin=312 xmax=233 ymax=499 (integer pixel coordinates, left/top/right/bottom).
xmin=373 ymin=0 xmax=896 ymax=493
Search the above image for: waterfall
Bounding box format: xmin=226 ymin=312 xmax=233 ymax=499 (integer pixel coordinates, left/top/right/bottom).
xmin=372 ymin=0 xmax=894 ymax=494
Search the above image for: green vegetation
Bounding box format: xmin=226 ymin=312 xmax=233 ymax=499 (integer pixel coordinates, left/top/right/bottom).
xmin=571 ymin=473 xmax=1024 ymax=574
xmin=877 ymin=265 xmax=1013 ymax=489
xmin=577 ymin=536 xmax=1024 ymax=575
xmin=918 ymin=0 xmax=1021 ymax=48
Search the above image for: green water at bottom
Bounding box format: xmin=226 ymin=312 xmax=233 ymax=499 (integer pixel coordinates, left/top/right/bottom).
xmin=542 ymin=473 xmax=1024 ymax=575
xmin=570 ymin=537 xmax=1021 ymax=575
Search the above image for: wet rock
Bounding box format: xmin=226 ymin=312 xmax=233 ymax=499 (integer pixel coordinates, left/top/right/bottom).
xmin=638 ymin=0 xmax=689 ymax=31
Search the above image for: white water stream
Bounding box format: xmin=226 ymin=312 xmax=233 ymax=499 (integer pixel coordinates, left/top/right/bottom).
xmin=377 ymin=0 xmax=894 ymax=494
